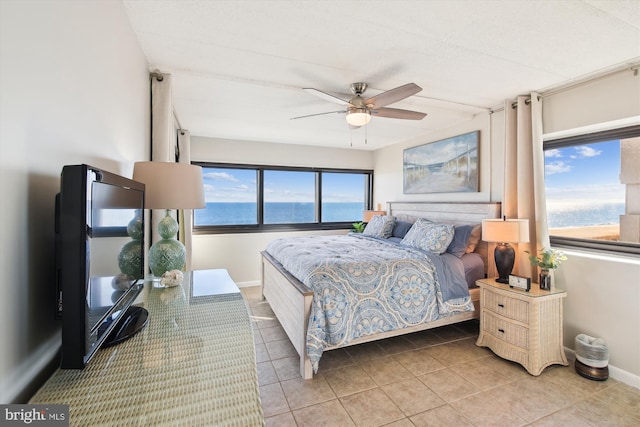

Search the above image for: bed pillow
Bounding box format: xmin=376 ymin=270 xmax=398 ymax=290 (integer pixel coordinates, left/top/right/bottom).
xmin=446 ymin=224 xmax=474 ymax=258
xmin=465 ymin=224 xmax=482 ymax=253
xmin=363 ymin=215 xmax=396 ymax=238
xmin=391 ymin=220 xmax=414 ymax=238
xmin=400 ymin=219 xmax=455 ymax=254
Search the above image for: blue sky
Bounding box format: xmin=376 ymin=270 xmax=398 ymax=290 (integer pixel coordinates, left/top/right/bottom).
xmin=202 ymin=168 xmax=257 ymax=203
xmin=201 ymin=139 xmax=622 ymax=206
xmin=202 ymin=168 xmax=365 ymax=203
xmin=544 ymin=139 xmax=623 ymax=205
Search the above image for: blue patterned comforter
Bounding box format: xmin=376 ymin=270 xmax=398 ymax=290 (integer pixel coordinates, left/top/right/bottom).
xmin=265 ymin=233 xmax=474 ymax=372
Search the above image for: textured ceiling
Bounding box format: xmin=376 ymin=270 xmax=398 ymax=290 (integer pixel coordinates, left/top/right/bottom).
xmin=122 ymin=0 xmax=640 ymax=150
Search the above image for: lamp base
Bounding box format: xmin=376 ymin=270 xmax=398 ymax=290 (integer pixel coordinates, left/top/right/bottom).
xmin=149 ymin=210 xmax=186 ymax=277
xmin=149 ymin=238 xmax=186 ymax=278
xmin=494 ymin=243 xmax=515 ymax=284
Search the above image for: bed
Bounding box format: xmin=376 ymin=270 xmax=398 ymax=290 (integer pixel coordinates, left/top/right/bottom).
xmin=261 ymin=201 xmax=501 ymax=379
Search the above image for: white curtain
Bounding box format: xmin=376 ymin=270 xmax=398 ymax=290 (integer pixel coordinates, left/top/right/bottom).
xmin=150 ymin=73 xmax=175 ymax=245
xmin=150 ymin=73 xmax=196 ymax=271
xmin=503 ymin=93 xmax=549 ymax=281
xmin=177 ymin=129 xmax=194 ymax=271
xmin=151 ymin=73 xmax=174 ymax=162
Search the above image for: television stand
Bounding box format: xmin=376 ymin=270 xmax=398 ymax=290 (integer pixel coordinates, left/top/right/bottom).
xmin=30 ymin=269 xmax=263 ymax=425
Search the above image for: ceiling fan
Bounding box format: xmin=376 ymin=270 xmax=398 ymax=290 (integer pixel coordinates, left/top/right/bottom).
xmin=291 ymin=82 xmax=427 ymax=127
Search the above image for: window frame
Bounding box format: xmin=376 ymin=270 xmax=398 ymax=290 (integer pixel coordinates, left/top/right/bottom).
xmin=193 ymin=162 xmax=373 ymax=234
xmin=543 ymin=125 xmax=640 ymax=256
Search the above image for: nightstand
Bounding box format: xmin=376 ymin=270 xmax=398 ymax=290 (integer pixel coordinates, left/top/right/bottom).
xmin=476 ymin=278 xmax=568 ymax=375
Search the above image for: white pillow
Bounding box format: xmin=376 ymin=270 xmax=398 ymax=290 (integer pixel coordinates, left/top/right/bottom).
xmin=400 ymin=218 xmax=455 ymax=254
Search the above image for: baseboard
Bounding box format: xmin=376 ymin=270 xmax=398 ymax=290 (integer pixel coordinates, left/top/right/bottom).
xmin=564 ymin=347 xmax=639 ymax=389
xmin=1 ymin=332 xmax=61 ymax=403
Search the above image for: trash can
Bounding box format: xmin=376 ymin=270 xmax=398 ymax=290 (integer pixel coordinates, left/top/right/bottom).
xmin=574 ymin=334 xmax=609 ymax=381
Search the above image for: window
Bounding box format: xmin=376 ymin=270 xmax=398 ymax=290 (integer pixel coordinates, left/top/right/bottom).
xmin=263 ymin=170 xmax=316 ymax=224
xmin=194 ymin=167 xmax=258 ymax=226
xmin=544 ymin=125 xmax=640 ymax=255
xmin=194 ymin=163 xmax=372 ymax=233
xmin=321 ymin=172 xmax=368 ymax=222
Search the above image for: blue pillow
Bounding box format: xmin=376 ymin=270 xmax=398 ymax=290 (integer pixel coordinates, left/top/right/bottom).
xmin=447 ymin=224 xmax=473 ymax=258
xmin=392 ymin=220 xmax=414 ymax=238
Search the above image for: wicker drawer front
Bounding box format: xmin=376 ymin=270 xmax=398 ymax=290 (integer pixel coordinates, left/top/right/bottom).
xmin=482 ymin=289 xmax=529 ymax=323
xmin=483 ymin=311 xmax=529 ymax=349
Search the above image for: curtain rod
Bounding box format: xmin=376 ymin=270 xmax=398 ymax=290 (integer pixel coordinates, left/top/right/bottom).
xmin=510 ymin=95 xmax=543 ymax=109
xmin=489 ymin=96 xmax=534 ymax=114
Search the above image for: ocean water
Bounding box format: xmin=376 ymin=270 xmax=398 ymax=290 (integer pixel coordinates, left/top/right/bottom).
xmin=194 ymin=202 xmax=365 ymax=226
xmin=195 ymin=201 xmax=625 ymax=229
xmin=546 ymin=202 xmax=624 ymax=228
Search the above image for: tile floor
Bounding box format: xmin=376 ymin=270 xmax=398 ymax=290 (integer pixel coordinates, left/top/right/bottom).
xmin=241 ymin=287 xmax=640 ymax=427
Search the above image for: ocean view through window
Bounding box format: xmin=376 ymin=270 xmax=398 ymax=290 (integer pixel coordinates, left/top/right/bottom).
xmin=264 ymin=170 xmax=316 ymax=224
xmin=544 ymin=125 xmax=640 ymax=255
xmin=322 ymin=172 xmax=367 ymax=222
xmin=194 ymin=164 xmax=372 ymax=232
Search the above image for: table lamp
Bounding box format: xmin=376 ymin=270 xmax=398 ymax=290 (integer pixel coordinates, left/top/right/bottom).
xmin=133 ymin=162 xmax=205 ymax=277
xmin=482 ymin=218 xmax=529 ymax=283
xmin=363 ymin=210 xmax=387 ymax=222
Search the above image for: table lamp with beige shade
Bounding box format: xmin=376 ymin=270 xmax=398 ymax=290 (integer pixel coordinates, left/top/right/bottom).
xmin=481 ymin=218 xmax=529 ymax=283
xmin=133 ymin=162 xmax=205 ymax=277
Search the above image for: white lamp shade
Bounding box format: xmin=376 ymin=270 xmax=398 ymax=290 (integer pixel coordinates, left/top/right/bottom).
xmin=346 ymin=109 xmax=371 ymax=126
xmin=132 ymin=162 xmax=205 ymax=209
xmin=482 ymin=219 xmax=529 ymax=243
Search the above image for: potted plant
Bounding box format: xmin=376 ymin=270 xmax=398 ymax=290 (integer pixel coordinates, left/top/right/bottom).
xmin=352 ymin=221 xmax=365 ymax=233
xmin=526 ymin=248 xmax=567 ymax=290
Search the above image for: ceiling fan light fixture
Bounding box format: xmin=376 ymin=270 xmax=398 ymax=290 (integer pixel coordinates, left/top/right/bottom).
xmin=346 ymin=108 xmax=371 ymax=126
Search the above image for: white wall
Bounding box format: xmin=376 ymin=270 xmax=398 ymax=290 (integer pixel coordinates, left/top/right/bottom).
xmin=192 ymin=137 xmax=374 ymax=170
xmin=556 ymin=251 xmax=640 ymax=384
xmin=373 ymin=113 xmax=495 ymax=206
xmin=190 ymin=137 xmax=373 ymax=284
xmin=543 ymin=70 xmax=640 ymax=135
xmin=0 ymin=1 xmax=149 ymax=403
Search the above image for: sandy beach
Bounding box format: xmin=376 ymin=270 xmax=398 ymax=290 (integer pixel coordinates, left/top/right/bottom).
xmin=549 ymin=225 xmax=619 ymax=241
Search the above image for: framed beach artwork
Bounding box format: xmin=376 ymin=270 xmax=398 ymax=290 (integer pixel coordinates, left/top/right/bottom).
xmin=403 ymin=131 xmax=479 ymax=194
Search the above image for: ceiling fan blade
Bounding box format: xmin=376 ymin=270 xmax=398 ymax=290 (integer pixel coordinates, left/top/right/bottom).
xmin=303 ymin=88 xmax=352 ymax=106
xmin=372 ymin=107 xmax=426 ymax=120
xmin=364 ymin=83 xmax=422 ymax=108
xmin=290 ymin=110 xmax=345 ymax=120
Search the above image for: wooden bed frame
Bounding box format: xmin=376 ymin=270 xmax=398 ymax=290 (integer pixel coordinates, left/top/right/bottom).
xmin=261 ymin=202 xmax=501 ymax=379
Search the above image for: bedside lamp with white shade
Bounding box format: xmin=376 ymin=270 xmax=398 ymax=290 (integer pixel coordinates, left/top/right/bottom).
xmin=482 ymin=218 xmax=529 ymax=284
xmin=133 ymin=162 xmax=205 ymax=277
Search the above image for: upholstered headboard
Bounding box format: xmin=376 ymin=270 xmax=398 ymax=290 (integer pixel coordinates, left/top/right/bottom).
xmin=387 ymin=202 xmax=501 ymax=278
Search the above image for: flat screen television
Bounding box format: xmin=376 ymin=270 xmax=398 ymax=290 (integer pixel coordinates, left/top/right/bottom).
xmin=55 ymin=164 xmax=148 ymax=369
